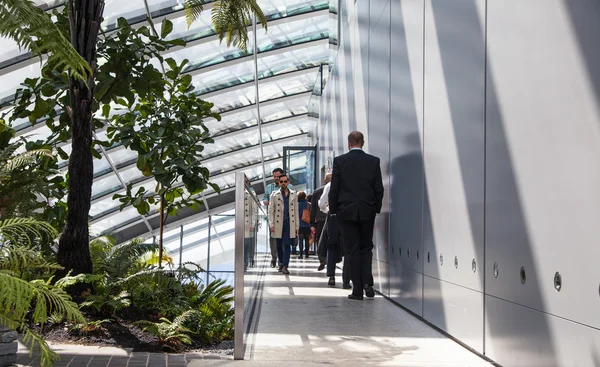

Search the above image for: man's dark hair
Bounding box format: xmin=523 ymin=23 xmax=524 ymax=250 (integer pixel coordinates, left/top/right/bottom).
xmin=348 ymin=131 xmax=365 ymax=147
xmin=272 ymin=168 xmax=284 ymax=174
xmin=278 ymin=173 xmax=288 ymax=180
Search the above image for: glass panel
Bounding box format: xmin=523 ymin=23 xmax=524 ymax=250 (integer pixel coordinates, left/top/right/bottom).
xmin=203 ymin=117 xmax=314 ymax=156
xmin=205 ymin=84 xmax=255 ymax=113
xmin=259 ymin=0 xmax=328 ymax=16
xmin=92 ymin=173 xmax=122 ymax=199
xmin=191 ymin=41 xmax=326 ymax=97
xmin=192 ymin=61 xmax=255 ymax=95
xmin=0 ymin=63 xmax=42 ymax=102
xmin=90 ymin=206 xmax=140 ymax=235
xmin=204 ymin=108 xmax=258 ymax=136
xmin=255 ymin=15 xmax=328 ymax=50
xmin=93 ymin=155 xmax=112 ymax=177
xmin=0 ymin=37 xmax=25 ymax=65
xmin=210 ymin=271 xmax=234 ymax=288
xmin=102 ymin=0 xmax=186 ymax=29
xmin=207 ymin=217 xmax=235 ymax=271
xmin=33 ymin=0 xmax=64 ymax=9
xmin=106 ymin=148 xmax=138 ymax=168
xmin=285 ymin=148 xmax=316 ymax=193
xmin=258 ymin=71 xmax=317 ymax=101
xmin=118 ymin=166 xmax=145 ymax=183
xmin=166 ymin=9 xmax=214 ymax=42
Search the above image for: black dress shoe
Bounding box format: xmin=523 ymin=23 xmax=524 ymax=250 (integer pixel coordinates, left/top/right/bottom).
xmin=343 ymin=283 xmax=352 ymax=289
xmin=348 ymin=294 xmax=363 ymax=300
xmin=328 ymin=276 xmax=335 ymax=286
xmin=317 ymin=262 xmax=325 ymax=271
xmin=271 ymin=261 xmax=276 ymax=268
xmin=365 ymin=285 xmax=375 ymax=298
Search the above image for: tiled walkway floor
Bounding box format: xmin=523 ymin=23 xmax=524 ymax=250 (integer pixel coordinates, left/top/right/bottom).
xmin=15 ymin=344 xmax=231 ymax=367
xmin=16 ymin=254 xmax=493 ymax=366
xmin=193 ymin=254 xmax=494 ymax=367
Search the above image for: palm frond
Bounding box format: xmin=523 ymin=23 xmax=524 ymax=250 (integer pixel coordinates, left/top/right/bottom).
xmin=1 ymin=148 xmax=53 ymax=174
xmin=0 ymin=217 xmax=58 ymax=246
xmin=0 ymin=0 xmax=91 ymax=83
xmin=184 ymin=0 xmax=205 ymax=27
xmin=197 ymin=278 xmax=234 ymax=305
xmin=185 ymin=0 xmax=267 ymax=52
xmin=102 ymin=238 xmax=159 ymax=278
xmin=0 ymin=244 xmax=62 ymax=275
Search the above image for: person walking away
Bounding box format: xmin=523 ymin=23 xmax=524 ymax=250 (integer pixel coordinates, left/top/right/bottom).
xmin=297 ymin=191 xmax=311 ymax=259
xmin=319 ymin=181 xmax=350 ymax=288
xmin=311 ymin=173 xmax=331 ymax=270
xmin=263 ymin=168 xmax=295 ymax=268
xmin=268 ymin=173 xmax=299 ymax=275
xmin=329 ymin=131 xmax=384 ymax=300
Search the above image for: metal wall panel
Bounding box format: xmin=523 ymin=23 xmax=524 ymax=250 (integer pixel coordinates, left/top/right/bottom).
xmin=388 ymin=0 xmax=425 ymax=316
xmin=368 ymin=1 xmax=390 ymax=266
xmin=389 ymin=266 xmax=423 ymax=316
xmin=485 ymin=295 xmax=600 ymax=367
xmin=368 ymin=1 xmax=391 ymax=296
xmin=423 ymin=275 xmax=484 ymax=353
xmin=485 ymin=0 xmax=600 ymax=330
xmin=422 ymin=0 xmax=485 ymax=293
xmin=373 ymin=260 xmax=390 ymax=297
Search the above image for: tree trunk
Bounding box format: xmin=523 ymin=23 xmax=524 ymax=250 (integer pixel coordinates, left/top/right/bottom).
xmin=56 ymin=0 xmax=105 ymax=283
xmin=158 ymin=193 xmax=165 ymax=268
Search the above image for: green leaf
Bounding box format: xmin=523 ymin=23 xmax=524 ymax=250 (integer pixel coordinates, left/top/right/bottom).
xmin=181 ymin=74 xmax=192 ymax=87
xmin=168 ymin=39 xmax=186 ymax=47
xmin=137 ymin=201 xmax=150 ymax=215
xmin=117 ymin=17 xmax=130 ymax=30
xmin=161 ymin=19 xmax=174 ymax=38
xmin=165 ymin=58 xmax=178 ymax=71
xmin=57 ymin=147 xmax=68 ymax=160
xmin=91 ymin=149 xmax=102 ymax=159
xmin=102 ymin=104 xmax=111 ymax=119
xmin=138 ymin=26 xmax=151 ymax=37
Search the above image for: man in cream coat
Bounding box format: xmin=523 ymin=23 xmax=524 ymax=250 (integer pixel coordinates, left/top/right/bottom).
xmin=268 ymin=173 xmax=299 ymax=275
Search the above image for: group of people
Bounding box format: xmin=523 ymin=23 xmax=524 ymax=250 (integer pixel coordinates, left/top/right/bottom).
xmin=264 ymin=131 xmax=384 ymax=300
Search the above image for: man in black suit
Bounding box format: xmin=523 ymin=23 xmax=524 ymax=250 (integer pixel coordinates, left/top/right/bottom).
xmin=329 ymin=131 xmax=384 ymax=300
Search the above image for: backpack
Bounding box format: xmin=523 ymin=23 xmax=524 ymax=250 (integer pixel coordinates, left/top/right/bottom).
xmin=301 ymin=203 xmax=311 ymax=224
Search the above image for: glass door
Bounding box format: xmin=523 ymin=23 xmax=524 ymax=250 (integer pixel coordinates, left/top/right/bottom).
xmin=283 ymin=146 xmax=317 ymax=195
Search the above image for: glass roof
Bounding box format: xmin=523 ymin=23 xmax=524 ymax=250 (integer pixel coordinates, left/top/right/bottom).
xmin=1 ymin=0 xmax=328 ymax=243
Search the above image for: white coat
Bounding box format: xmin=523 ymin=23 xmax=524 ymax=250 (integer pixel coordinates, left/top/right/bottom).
xmin=268 ymin=189 xmax=299 ymax=239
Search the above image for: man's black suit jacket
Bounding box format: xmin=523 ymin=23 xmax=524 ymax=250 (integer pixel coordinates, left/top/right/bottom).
xmin=310 ymin=185 xmax=327 ymax=224
xmin=329 ymin=149 xmax=384 ymax=221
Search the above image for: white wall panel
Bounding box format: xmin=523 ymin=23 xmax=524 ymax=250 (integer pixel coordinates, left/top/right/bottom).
xmin=422 ymin=0 xmax=485 ymax=293
xmin=486 ymin=296 xmax=600 ymax=367
xmin=486 ymin=0 xmax=600 ymax=329
xmin=423 ymin=275 xmax=484 ymax=353
xmin=369 ymin=1 xmax=391 ymax=267
xmin=389 ymin=266 xmax=423 ymax=316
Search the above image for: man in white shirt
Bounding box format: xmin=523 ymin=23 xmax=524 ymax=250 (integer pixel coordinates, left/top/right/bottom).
xmin=319 ymin=182 xmax=350 ymax=289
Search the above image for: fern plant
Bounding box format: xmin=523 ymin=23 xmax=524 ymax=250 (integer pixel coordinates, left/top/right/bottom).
xmin=0 ymin=125 xmax=64 ymax=223
xmin=0 ymin=0 xmax=91 ymax=83
xmin=183 ymin=279 xmax=235 ymax=344
xmin=0 ymin=218 xmax=86 ymax=367
xmin=133 ymin=317 xmax=192 ymax=351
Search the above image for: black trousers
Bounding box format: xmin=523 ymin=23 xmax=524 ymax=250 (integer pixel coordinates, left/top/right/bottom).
xmin=339 ymin=218 xmax=375 ymax=297
xmin=315 ymin=220 xmax=326 ymax=262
